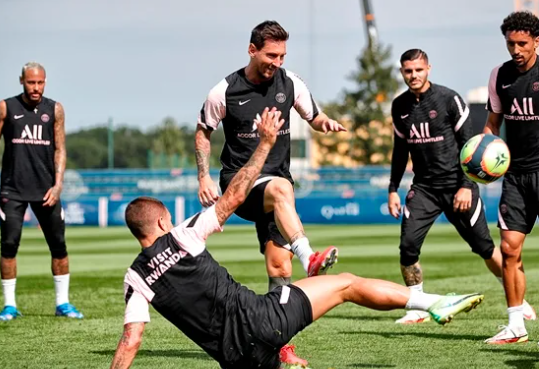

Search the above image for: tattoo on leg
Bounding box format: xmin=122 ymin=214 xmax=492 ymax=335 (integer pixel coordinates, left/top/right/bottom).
xmin=401 ymin=264 xmax=423 ymax=286
xmin=289 ymin=230 xmax=306 ymax=245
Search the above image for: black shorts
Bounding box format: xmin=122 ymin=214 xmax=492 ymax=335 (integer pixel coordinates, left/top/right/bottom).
xmin=0 ymin=198 xmax=67 ymax=259
xmin=221 ymin=284 xmax=313 ymax=369
xmin=220 ymin=173 xmax=287 ymax=254
xmin=399 ymin=183 xmax=494 ymax=266
xmin=498 ymin=171 xmax=539 ymax=234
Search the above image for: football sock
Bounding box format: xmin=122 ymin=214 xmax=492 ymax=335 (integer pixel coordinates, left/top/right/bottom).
xmin=53 ymin=274 xmax=70 ymax=306
xmin=405 ymin=289 xmax=440 ymax=311
xmin=1 ymin=279 xmax=16 ymax=308
xmin=408 ymin=282 xmax=424 ymax=293
xmin=268 ymin=276 xmax=291 ymax=292
xmin=507 ymin=305 xmax=525 ymax=330
xmin=290 ymin=237 xmax=314 ymax=273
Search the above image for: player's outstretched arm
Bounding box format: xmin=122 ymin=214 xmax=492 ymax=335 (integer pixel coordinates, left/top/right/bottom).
xmin=110 ymin=322 xmax=145 ymax=369
xmin=43 ymin=102 xmax=66 ymax=206
xmin=484 ymin=112 xmax=503 ymax=136
xmin=214 ymin=108 xmax=284 ymax=226
xmin=310 ymin=112 xmax=347 ymax=134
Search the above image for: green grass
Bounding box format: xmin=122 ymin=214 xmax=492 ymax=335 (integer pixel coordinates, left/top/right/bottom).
xmin=2 ymin=224 xmax=539 ymax=368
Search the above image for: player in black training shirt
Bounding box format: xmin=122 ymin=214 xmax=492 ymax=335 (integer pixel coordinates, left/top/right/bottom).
xmin=0 ymin=63 xmax=82 ymax=321
xmin=484 ymin=11 xmax=539 ymax=345
xmin=388 ymin=49 xmax=535 ymax=325
xmin=111 ymin=109 xmax=485 ymax=369
xmin=195 ymin=21 xmax=345 ymax=293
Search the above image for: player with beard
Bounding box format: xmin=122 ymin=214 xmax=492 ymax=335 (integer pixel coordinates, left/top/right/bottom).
xmin=196 ymin=21 xmax=345 ymax=293
xmin=389 ymin=49 xmax=535 ymax=325
xmin=111 ymin=108 xmax=486 ymax=369
xmin=0 ymin=62 xmax=83 ymax=321
xmin=484 ymin=11 xmax=539 ymax=344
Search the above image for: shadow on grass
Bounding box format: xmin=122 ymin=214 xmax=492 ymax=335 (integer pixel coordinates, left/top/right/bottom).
xmin=348 ymin=364 xmax=396 ymax=368
xmin=341 ymin=330 xmax=484 ymax=341
xmin=91 ymin=349 xmax=211 ymax=360
xmin=480 ymin=347 xmax=539 ymax=369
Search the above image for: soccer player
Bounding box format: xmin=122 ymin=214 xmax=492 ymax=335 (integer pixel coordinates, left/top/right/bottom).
xmin=111 ymin=108 xmax=485 ymax=369
xmin=484 ymin=11 xmax=539 ymax=344
xmin=388 ymin=49 xmax=535 ymax=325
xmin=196 ymin=20 xmax=346 ymax=292
xmin=0 ymin=62 xmax=82 ymax=321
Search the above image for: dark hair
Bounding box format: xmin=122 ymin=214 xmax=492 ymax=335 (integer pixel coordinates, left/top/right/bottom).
xmin=250 ymin=20 xmax=289 ymax=49
xmin=400 ymin=49 xmax=429 ymax=65
xmin=501 ymin=11 xmax=539 ymax=37
xmin=125 ymin=196 xmax=167 ymax=239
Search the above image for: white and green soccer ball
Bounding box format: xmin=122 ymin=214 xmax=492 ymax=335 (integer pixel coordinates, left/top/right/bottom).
xmin=460 ymin=133 xmax=510 ymax=184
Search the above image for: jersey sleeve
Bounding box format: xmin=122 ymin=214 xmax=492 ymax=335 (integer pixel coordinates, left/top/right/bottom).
xmin=170 ymin=205 xmax=223 ymax=257
xmin=389 ymin=103 xmax=409 ymax=193
xmin=486 ymin=65 xmax=502 ymax=114
xmin=197 ymin=79 xmax=228 ymax=130
xmin=285 ymin=70 xmax=320 ymax=122
xmin=124 ymin=269 xmax=152 ymax=325
xmin=448 ymin=93 xmax=474 ymax=189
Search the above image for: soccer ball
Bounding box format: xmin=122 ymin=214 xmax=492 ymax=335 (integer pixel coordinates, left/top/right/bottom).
xmin=460 ymin=134 xmax=510 ymax=184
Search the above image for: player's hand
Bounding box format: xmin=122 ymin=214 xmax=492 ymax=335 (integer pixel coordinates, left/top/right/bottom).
xmin=388 ymin=192 xmax=402 ymax=219
xmin=321 ymin=119 xmax=347 ymax=134
xmin=43 ymin=185 xmax=62 ymax=206
xmin=254 ymin=107 xmax=285 ymax=147
xmin=453 ymin=188 xmax=472 ymax=212
xmin=198 ymin=175 xmax=219 ymax=207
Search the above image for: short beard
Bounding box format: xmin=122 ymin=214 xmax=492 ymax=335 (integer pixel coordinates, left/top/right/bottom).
xmin=23 ymin=88 xmax=41 ymax=104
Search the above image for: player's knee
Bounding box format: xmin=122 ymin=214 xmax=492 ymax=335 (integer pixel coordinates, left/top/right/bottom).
xmin=500 ymin=239 xmax=522 ymax=260
xmin=337 ymin=272 xmax=357 ymax=282
xmin=266 ymin=256 xmax=292 ymax=277
xmin=267 ymin=178 xmax=294 ymax=202
xmin=1 ymin=242 xmax=20 ymax=258
xmin=49 ymin=243 xmax=68 ymax=259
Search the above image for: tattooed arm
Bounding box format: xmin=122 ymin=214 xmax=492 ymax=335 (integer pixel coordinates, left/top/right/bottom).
xmin=214 ymin=108 xmax=284 ymax=226
xmin=110 ymin=322 xmax=145 ymax=369
xmin=43 ymin=102 xmax=66 ymax=206
xmin=195 ymin=125 xmax=220 ymax=207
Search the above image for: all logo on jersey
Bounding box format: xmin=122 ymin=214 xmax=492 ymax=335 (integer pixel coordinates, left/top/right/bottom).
xmin=407 ymin=122 xmax=444 ymax=144
xmin=275 ymin=93 xmax=286 ymax=103
xmin=505 ymin=97 xmax=539 ymax=121
xmin=21 ymin=125 xmax=43 ymax=140
xmin=410 ymin=123 xmax=430 ymax=138
xmin=511 ymin=97 xmax=534 ymax=115
xmin=11 ymin=125 xmax=50 ymax=146
xmin=41 ymin=114 xmax=50 ymax=123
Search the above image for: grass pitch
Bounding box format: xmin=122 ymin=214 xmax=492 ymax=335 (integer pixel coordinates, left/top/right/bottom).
xmin=1 ymin=224 xmax=539 ymax=368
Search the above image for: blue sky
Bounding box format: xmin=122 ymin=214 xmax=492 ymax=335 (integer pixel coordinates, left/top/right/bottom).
xmin=0 ymin=0 xmax=514 ymax=132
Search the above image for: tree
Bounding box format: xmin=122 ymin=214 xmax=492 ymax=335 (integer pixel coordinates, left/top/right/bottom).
xmin=66 ymin=127 xmax=108 ymax=169
xmin=314 ymin=43 xmax=401 ymax=166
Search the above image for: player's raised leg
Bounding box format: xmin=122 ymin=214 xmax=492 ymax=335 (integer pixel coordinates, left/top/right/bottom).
xmin=263 ymin=178 xmax=338 ymax=278
xmin=292 ymin=273 xmax=484 ymax=325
